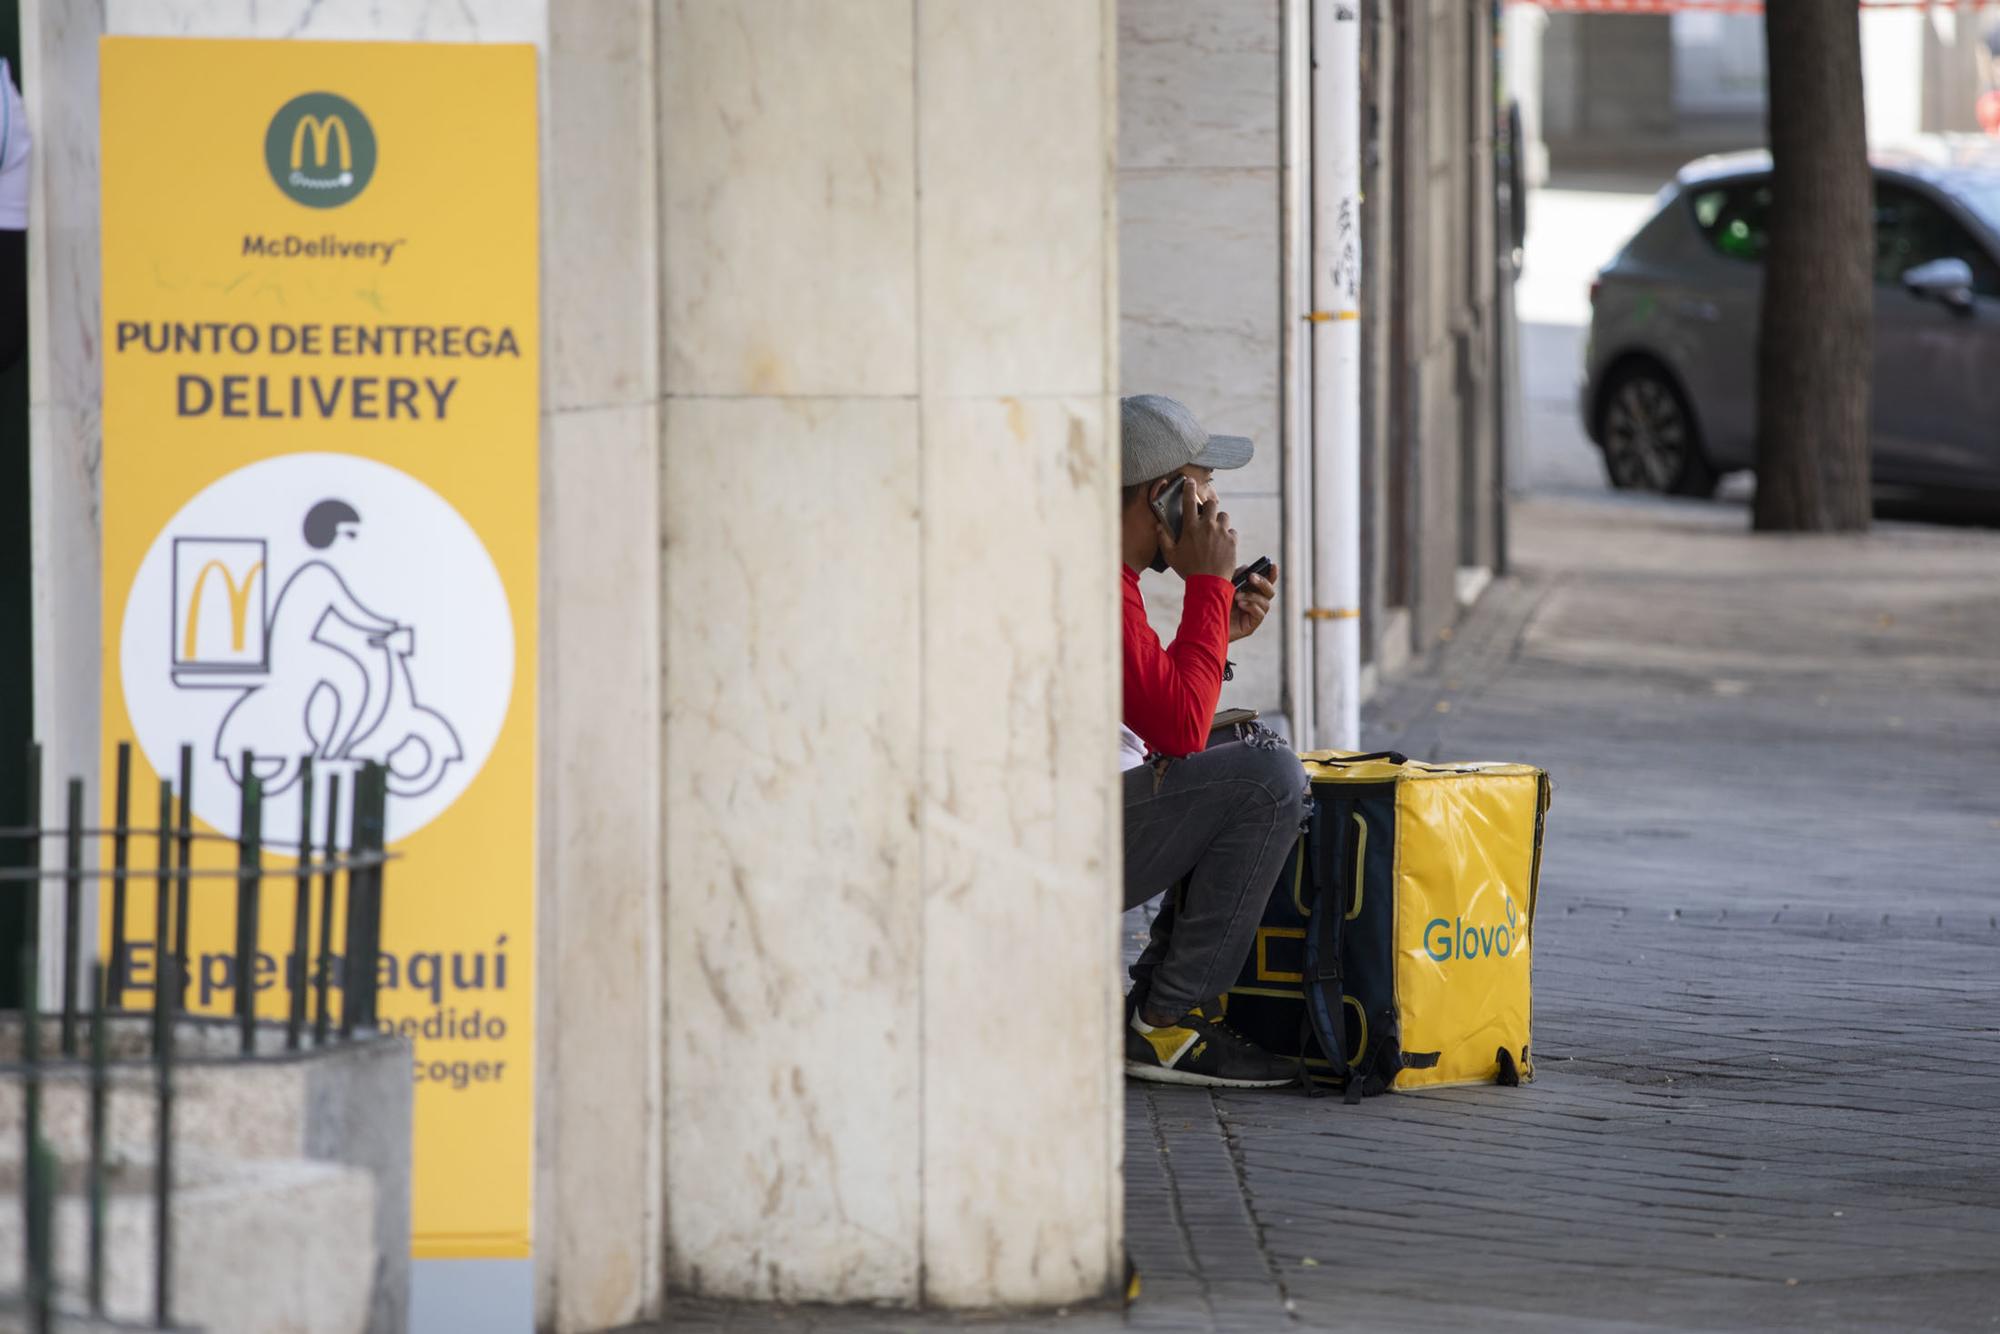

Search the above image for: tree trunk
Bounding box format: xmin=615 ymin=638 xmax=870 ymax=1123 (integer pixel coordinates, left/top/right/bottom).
xmin=1754 ymin=0 xmax=1873 ymax=532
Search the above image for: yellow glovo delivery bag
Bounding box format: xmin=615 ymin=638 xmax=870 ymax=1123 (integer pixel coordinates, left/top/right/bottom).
xmin=1215 ymin=750 xmax=1552 ymax=1102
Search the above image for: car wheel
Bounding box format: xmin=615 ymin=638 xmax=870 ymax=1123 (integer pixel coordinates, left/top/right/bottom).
xmin=1599 ymin=364 xmax=1717 ymax=498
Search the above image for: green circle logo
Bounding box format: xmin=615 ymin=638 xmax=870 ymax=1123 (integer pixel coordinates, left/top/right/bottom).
xmin=265 ymin=92 xmax=376 ymax=209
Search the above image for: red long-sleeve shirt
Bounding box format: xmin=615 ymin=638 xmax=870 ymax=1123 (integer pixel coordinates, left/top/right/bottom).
xmin=1123 ymin=565 xmax=1232 ymax=759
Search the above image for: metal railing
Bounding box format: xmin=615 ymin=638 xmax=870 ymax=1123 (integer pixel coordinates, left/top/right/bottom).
xmin=12 ymin=957 xmax=181 ymax=1332
xmin=0 ymin=740 xmax=395 ymax=1331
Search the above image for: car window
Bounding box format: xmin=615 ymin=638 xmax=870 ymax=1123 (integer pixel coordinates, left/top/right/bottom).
xmin=1952 ymin=176 xmax=2000 ymax=239
xmin=1690 ymin=180 xmax=1771 ymax=262
xmin=1874 ymin=183 xmax=2000 ymax=297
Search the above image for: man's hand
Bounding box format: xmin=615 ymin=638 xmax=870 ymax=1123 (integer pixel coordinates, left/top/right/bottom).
xmin=1228 ymin=561 xmax=1279 ymax=642
xmin=1156 ymin=478 xmax=1238 ymax=582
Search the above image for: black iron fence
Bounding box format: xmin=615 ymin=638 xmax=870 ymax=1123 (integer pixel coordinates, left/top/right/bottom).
xmin=11 ymin=956 xmax=180 ymax=1333
xmin=0 ymin=740 xmax=395 ymax=1331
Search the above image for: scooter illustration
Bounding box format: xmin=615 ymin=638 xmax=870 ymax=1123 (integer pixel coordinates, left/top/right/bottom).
xmin=210 ymin=499 xmax=463 ymax=800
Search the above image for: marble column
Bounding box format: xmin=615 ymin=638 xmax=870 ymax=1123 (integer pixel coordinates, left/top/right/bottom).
xmin=659 ymin=0 xmax=1124 ymax=1307
xmin=538 ymin=3 xmax=664 ymax=1330
xmin=22 ymin=0 xmax=105 ymax=988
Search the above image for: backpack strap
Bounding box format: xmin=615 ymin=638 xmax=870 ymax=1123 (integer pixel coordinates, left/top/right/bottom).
xmin=1308 ymin=750 xmax=1410 ymax=767
xmin=1303 ymin=904 xmax=1347 ymax=1098
xmin=1343 ymin=1009 xmax=1441 ymax=1103
xmin=1301 ymin=798 xmax=1450 ymax=1104
xmin=1495 ymin=1045 xmax=1533 ymax=1087
xmin=1299 ymin=799 xmax=1351 ymax=1097
xmin=1295 ymin=1011 xmax=1323 ymax=1099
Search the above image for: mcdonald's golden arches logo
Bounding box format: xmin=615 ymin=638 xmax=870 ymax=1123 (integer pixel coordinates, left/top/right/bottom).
xmin=172 ymin=537 xmax=268 ymax=672
xmin=264 ymin=91 xmax=375 ymax=208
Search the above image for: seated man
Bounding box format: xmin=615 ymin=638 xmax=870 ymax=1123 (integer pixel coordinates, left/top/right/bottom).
xmin=1119 ymin=394 xmax=1310 ymax=1089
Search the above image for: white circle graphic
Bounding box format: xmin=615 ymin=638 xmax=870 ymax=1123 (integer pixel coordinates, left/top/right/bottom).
xmin=120 ymin=453 xmax=514 ymax=843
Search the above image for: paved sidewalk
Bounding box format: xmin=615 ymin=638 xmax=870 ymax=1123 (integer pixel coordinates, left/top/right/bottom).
xmin=646 ymin=490 xmax=2000 ymax=1332
xmin=1120 ymin=492 xmax=2000 ymax=1333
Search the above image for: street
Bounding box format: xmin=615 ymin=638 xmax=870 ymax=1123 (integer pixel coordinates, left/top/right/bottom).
xmin=650 ymin=184 xmax=2000 ymax=1334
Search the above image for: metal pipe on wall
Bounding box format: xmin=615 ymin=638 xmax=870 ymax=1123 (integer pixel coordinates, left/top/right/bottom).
xmin=1310 ymin=0 xmax=1363 ymax=750
xmin=1280 ymin=0 xmax=1315 ymax=748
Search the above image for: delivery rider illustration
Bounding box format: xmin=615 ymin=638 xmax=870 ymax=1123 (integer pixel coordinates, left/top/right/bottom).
xmin=214 ymin=498 xmax=463 ymax=798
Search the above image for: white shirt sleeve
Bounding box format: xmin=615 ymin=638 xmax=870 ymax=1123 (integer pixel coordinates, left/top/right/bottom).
xmin=1120 ymin=723 xmax=1150 ymax=772
xmin=0 ymin=59 xmax=31 ymax=231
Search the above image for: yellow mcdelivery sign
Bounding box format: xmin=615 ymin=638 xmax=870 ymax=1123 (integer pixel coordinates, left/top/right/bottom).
xmin=99 ymin=38 xmax=538 ymax=1261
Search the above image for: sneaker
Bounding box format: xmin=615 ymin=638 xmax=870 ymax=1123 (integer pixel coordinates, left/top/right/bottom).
xmin=1124 ymin=1004 xmax=1297 ymax=1089
xmin=1123 ymin=984 xmax=1147 ymax=1024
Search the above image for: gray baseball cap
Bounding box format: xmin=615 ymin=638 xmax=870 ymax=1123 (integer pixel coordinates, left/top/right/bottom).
xmin=1120 ymin=394 xmax=1254 ymax=486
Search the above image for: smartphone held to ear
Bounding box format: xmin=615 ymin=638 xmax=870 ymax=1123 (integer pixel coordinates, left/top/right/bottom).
xmin=1149 ymin=475 xmax=1188 ymax=542
xmin=1150 ymin=478 xmax=1271 ymax=588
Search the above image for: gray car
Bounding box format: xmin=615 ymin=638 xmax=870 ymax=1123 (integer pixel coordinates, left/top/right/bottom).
xmin=1582 ymin=139 xmax=2000 ymax=496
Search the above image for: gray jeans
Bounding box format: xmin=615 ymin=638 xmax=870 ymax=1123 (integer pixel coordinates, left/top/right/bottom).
xmin=1124 ymin=728 xmax=1311 ymax=1020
